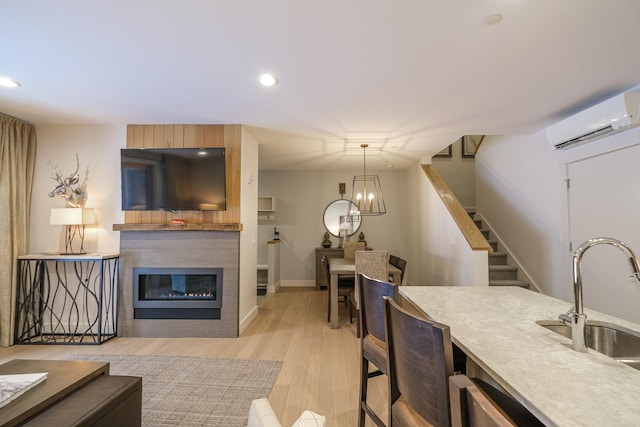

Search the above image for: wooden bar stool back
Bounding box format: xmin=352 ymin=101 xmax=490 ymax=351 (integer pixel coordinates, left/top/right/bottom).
xmin=383 ymin=296 xmax=454 ymax=427
xmin=449 ymin=374 xmax=516 ymax=427
xmin=357 ymin=274 xmax=397 ymax=427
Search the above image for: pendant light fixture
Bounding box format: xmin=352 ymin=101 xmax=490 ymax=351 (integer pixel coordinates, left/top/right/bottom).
xmin=349 ymin=143 xmax=386 ymax=217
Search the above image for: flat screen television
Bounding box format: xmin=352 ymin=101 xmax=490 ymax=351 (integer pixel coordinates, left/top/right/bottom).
xmin=121 ymin=148 xmax=226 ymax=211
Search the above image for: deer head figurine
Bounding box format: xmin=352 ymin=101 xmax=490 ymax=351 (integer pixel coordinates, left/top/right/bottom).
xmin=48 ymin=154 xmax=89 ymax=208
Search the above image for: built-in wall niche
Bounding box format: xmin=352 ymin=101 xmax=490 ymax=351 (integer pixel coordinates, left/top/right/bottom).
xmin=258 ymin=196 xmax=275 ymax=211
xmin=258 ymin=196 xmax=275 ymax=221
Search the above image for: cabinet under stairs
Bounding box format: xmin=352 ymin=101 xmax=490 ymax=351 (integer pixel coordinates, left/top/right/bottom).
xmin=470 ymin=212 xmax=531 ymax=289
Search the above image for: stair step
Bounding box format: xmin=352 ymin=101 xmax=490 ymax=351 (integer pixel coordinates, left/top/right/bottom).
xmin=489 ymin=265 xmax=518 ymax=280
xmin=488 ymin=252 xmax=507 ymax=265
xmin=489 ymin=265 xmax=518 ymax=271
xmin=489 ymin=279 xmax=530 ymax=289
xmin=472 ymin=211 xmax=533 ymax=291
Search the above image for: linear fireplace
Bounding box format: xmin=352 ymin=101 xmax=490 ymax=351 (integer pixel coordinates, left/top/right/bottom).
xmin=133 ymin=267 xmax=223 ymax=319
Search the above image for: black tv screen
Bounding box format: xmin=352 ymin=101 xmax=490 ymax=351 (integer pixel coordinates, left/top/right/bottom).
xmin=121 ymin=148 xmax=226 ymax=211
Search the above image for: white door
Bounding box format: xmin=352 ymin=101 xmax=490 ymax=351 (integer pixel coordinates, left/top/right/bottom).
xmin=567 ymin=142 xmax=640 ymax=323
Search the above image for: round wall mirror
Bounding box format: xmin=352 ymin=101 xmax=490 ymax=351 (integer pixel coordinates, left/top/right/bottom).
xmin=323 ymin=199 xmax=361 ymax=237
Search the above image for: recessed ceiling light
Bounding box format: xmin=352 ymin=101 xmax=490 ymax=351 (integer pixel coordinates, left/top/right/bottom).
xmin=0 ymin=77 xmax=21 ymax=88
xmin=258 ymin=73 xmax=279 ymax=87
xmin=484 ymin=14 xmax=502 ymax=25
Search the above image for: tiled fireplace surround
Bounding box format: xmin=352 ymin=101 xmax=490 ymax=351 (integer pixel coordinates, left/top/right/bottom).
xmin=118 ymin=230 xmax=239 ymax=338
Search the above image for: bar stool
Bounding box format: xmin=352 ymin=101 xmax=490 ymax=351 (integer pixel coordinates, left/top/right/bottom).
xmin=358 ymin=274 xmax=397 ymax=427
xmin=383 ymin=296 xmax=453 ymax=426
xmin=383 ymin=298 xmax=545 ymax=427
xmin=449 ymin=374 xmax=515 ymax=427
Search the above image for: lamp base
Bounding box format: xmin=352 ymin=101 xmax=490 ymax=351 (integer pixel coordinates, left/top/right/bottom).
xmin=63 ymin=225 xmax=87 ymax=255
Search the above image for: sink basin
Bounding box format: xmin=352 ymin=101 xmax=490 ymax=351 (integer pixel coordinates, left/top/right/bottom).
xmin=536 ymin=320 xmax=640 ymax=370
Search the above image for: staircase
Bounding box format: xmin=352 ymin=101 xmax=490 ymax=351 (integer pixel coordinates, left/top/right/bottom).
xmin=469 ymin=211 xmax=531 ymax=289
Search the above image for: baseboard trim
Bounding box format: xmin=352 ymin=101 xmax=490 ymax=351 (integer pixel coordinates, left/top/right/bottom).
xmin=280 ymin=279 xmax=315 ymax=288
xmin=266 ymin=280 xmax=280 ymax=294
xmin=239 ymin=304 xmax=259 ymax=335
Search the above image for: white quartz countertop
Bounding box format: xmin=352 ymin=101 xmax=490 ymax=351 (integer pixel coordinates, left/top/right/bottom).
xmin=398 ymin=286 xmax=640 ymax=427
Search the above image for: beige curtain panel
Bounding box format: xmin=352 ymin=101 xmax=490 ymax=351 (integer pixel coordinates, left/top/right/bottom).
xmin=0 ymin=114 xmax=37 ymax=347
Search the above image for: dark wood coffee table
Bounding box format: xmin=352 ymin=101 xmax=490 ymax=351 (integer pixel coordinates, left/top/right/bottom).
xmin=0 ymin=359 xmax=109 ymax=426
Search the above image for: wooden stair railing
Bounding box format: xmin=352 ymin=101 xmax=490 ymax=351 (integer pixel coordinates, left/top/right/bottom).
xmin=423 ymin=164 xmax=531 ymax=289
xmin=421 ymin=164 xmax=492 ymax=253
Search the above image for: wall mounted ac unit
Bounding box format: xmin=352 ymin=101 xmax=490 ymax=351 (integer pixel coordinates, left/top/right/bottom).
xmin=546 ymin=92 xmax=640 ymax=150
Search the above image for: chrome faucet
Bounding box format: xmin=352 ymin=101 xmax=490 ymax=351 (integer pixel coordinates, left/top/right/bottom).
xmin=560 ymin=237 xmax=640 ymax=352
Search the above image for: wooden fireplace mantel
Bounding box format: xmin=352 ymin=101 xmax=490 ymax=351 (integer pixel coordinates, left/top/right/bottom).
xmin=113 ymin=223 xmax=242 ymax=232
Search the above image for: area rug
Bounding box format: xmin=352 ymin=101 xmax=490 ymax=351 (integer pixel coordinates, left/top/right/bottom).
xmin=64 ymin=354 xmax=282 ymax=427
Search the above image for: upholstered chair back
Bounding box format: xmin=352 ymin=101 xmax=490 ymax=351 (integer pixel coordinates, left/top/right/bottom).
xmin=344 ymin=241 xmax=366 ymax=260
xmin=354 ymin=250 xmax=389 ymax=309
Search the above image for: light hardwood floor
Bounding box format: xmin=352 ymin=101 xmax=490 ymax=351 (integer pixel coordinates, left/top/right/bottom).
xmin=0 ymin=287 xmax=387 ymax=426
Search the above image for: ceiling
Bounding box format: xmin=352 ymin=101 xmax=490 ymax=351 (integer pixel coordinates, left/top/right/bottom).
xmin=2 ymin=1 xmax=640 ymax=170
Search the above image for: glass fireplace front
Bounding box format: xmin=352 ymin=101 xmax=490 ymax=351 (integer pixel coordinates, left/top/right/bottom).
xmin=133 ymin=267 xmax=223 ymax=319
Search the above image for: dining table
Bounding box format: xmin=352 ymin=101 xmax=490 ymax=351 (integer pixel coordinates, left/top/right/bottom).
xmin=329 ymin=257 xmax=402 ymax=329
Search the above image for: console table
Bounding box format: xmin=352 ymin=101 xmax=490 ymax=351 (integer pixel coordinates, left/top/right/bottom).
xmin=15 ymin=254 xmax=119 ymax=345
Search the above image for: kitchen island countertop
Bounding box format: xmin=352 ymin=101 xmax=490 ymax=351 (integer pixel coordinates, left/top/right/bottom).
xmin=399 ymin=286 xmax=640 ymax=427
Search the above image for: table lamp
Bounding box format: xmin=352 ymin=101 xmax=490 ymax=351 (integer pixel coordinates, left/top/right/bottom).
xmin=50 ymin=207 xmax=95 ymax=254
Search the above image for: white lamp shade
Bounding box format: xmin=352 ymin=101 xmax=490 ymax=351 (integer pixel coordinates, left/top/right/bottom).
xmin=50 ymin=208 xmax=95 ymax=225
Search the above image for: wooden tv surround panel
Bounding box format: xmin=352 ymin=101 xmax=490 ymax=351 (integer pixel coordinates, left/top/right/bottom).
xmin=118 ymin=124 xmax=242 ymax=228
xmin=115 ymin=124 xmax=243 ymax=338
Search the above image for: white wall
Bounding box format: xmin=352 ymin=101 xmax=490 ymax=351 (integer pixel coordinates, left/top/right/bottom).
xmin=564 ymin=131 xmax=640 ymax=323
xmin=239 ymin=128 xmax=259 ymax=333
xmin=431 ymin=138 xmax=476 ymax=208
xmin=27 ymin=124 xmax=263 ymax=335
xmin=476 ymin=125 xmax=640 ymax=323
xmin=257 ymin=169 xmax=410 ymax=286
xmin=476 ymin=131 xmax=567 ymax=298
xmin=29 ymin=125 xmax=126 ymax=254
xmin=407 ymin=163 xmax=488 ymax=286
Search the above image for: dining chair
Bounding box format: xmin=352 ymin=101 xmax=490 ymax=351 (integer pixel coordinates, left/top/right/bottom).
xmin=321 ymin=255 xmax=354 ymax=323
xmin=344 ymin=241 xmax=366 ymax=260
xmin=354 ymin=250 xmax=389 ymax=306
xmin=449 ymin=374 xmax=515 ymax=427
xmin=388 ymin=255 xmax=407 ymax=284
xmin=383 ymin=296 xmax=454 ymax=427
xmin=357 ymin=273 xmax=398 ymax=427
xmin=353 ymin=250 xmax=389 ymax=338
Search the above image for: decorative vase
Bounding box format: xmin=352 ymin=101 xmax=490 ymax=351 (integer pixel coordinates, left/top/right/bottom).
xmin=322 ymin=232 xmax=332 ymax=248
xmin=358 ymin=231 xmax=367 ymax=246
